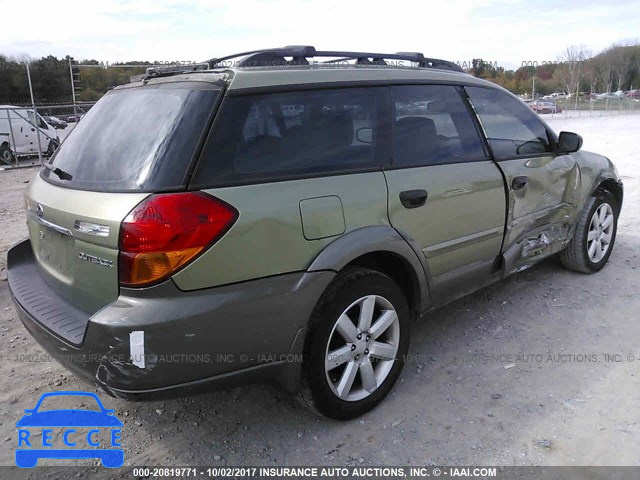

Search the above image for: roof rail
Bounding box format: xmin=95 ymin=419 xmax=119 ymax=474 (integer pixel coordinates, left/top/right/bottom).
xmin=207 ymin=46 xmax=464 ymax=73
xmin=129 ymin=62 xmax=210 ymax=83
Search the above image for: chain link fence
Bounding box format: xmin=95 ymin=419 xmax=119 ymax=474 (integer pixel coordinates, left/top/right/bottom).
xmin=536 ymin=94 xmax=640 ymax=119
xmin=0 ymin=103 xmax=95 ymax=169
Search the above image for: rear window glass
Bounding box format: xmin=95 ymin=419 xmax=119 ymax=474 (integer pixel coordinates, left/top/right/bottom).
xmin=42 ymin=83 xmax=219 ymax=192
xmin=191 ymin=87 xmax=383 ymax=187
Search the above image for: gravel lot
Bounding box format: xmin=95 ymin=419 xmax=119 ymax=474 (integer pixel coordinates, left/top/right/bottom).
xmin=0 ymin=113 xmax=638 ymax=474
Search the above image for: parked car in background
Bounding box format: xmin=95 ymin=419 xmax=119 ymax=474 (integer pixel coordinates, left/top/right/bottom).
xmin=545 ymin=92 xmax=567 ymax=99
xmin=530 ymin=100 xmax=562 ymax=114
xmin=596 ymin=91 xmax=625 ymax=100
xmin=7 ymin=46 xmax=623 ymax=420
xmin=530 ymin=101 xmax=551 ymax=114
xmin=625 ymin=90 xmax=640 ymax=99
xmin=0 ymin=106 xmax=59 ymax=163
xmin=63 ymin=114 xmax=83 ymax=123
xmin=43 ymin=116 xmax=68 ymax=130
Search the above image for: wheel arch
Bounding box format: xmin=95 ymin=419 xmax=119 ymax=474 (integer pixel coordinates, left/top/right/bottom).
xmin=593 ymin=177 xmax=623 ymax=214
xmin=307 ymin=225 xmax=430 ymax=315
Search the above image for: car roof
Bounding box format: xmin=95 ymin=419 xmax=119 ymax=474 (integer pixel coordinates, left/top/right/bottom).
xmin=225 ymin=65 xmax=494 ymax=91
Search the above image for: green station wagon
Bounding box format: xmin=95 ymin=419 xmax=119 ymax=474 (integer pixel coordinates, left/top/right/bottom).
xmin=8 ymin=46 xmax=623 ymax=419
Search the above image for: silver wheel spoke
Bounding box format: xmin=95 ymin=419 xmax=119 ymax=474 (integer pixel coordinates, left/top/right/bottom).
xmin=369 ymin=310 xmax=397 ymax=340
xmin=588 ymin=240 xmax=597 ymax=259
xmin=602 ymin=214 xmax=613 ymax=229
xmin=326 ymin=345 xmax=353 ymax=372
xmin=357 ymin=296 xmax=376 ymax=332
xmin=336 ymin=313 xmax=357 ymax=342
xmin=359 ymin=361 xmax=377 ymax=393
xmin=601 ymin=231 xmax=612 ymax=244
xmin=587 ymin=229 xmax=597 ymax=241
xmin=336 ymin=361 xmax=358 ymax=399
xmin=599 ymin=205 xmax=607 ymax=224
xmin=369 ymin=341 xmax=396 ymax=361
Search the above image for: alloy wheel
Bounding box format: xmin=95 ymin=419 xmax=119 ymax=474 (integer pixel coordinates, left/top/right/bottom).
xmin=324 ymin=295 xmax=400 ymax=402
xmin=587 ymin=202 xmax=614 ymax=263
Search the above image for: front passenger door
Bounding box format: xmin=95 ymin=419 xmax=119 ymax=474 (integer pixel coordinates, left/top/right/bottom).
xmin=465 ymin=86 xmax=580 ymax=273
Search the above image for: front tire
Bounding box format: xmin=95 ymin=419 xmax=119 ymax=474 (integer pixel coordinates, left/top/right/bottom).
xmin=301 ymin=267 xmax=410 ymax=420
xmin=560 ymin=192 xmax=618 ymax=273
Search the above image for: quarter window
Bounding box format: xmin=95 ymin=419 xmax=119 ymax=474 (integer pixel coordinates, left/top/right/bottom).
xmin=391 ymin=85 xmax=487 ymax=167
xmin=192 ymin=87 xmax=382 ymax=186
xmin=465 ymin=86 xmax=554 ymax=158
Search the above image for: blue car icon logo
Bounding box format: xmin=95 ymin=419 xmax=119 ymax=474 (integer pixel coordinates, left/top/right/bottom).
xmin=15 ymin=391 xmax=123 ymax=468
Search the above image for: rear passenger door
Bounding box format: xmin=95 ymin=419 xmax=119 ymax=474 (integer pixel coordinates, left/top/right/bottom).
xmin=384 ymin=85 xmax=506 ymax=300
xmin=465 ymin=87 xmax=580 ymax=273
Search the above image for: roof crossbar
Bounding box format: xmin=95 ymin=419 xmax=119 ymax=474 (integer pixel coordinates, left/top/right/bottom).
xmin=207 ymin=46 xmax=464 ymax=73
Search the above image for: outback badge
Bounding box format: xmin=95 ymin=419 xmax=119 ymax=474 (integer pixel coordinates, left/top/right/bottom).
xmin=78 ymin=252 xmax=114 ymax=268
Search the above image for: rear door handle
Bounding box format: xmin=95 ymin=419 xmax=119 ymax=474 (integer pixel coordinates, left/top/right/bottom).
xmin=512 ymin=176 xmax=528 ymax=190
xmin=399 ymin=189 xmax=428 ymax=209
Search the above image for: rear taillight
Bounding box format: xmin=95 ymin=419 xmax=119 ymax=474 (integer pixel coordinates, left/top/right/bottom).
xmin=119 ymin=192 xmax=238 ymax=287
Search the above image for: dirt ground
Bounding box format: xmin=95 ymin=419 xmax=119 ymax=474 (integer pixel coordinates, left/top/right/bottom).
xmin=0 ymin=112 xmax=638 ymax=474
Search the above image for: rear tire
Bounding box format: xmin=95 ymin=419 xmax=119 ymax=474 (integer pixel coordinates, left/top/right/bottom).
xmin=560 ymin=192 xmax=618 ymax=273
xmin=0 ymin=143 xmax=14 ymax=165
xmin=301 ymin=267 xmax=410 ymax=420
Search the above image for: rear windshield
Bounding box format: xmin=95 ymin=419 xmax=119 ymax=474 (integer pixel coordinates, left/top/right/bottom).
xmin=42 ymin=83 xmax=219 ymax=192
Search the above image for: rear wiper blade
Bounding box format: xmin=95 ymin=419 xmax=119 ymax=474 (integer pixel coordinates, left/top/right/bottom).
xmin=41 ymin=162 xmax=73 ymax=181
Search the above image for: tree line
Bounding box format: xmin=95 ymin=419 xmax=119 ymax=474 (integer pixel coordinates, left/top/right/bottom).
xmin=1 ymin=43 xmax=639 ymax=105
xmin=0 ymin=55 xmax=147 ymax=104
xmin=470 ymin=43 xmax=640 ymax=96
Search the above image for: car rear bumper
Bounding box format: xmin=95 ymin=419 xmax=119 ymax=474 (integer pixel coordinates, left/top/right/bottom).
xmin=8 ymin=239 xmax=334 ymax=398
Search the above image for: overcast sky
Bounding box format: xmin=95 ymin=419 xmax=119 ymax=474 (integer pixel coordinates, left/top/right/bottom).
xmin=1 ymin=0 xmax=638 ymax=70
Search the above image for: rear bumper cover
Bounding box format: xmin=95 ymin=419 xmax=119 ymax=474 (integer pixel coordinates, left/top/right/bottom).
xmin=8 ymin=239 xmax=334 ymax=399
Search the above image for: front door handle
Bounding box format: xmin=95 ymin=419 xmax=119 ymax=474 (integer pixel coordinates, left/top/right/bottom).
xmin=399 ymin=189 xmax=428 ymax=209
xmin=512 ymin=176 xmax=528 ymax=190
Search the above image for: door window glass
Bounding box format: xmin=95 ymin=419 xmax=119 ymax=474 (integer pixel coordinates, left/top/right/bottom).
xmin=391 ymin=85 xmax=487 ymax=167
xmin=465 ymin=86 xmax=553 ymax=158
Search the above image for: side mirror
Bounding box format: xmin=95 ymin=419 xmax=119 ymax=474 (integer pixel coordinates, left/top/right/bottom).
xmin=558 ymin=131 xmax=583 ymax=153
xmin=355 ymin=127 xmax=373 ymax=144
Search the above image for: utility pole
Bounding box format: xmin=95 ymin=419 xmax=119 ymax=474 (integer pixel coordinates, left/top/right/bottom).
xmin=25 ymin=62 xmax=43 ymax=165
xmin=532 ymin=76 xmax=535 ymax=100
xmin=68 ymin=57 xmax=78 ymax=115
